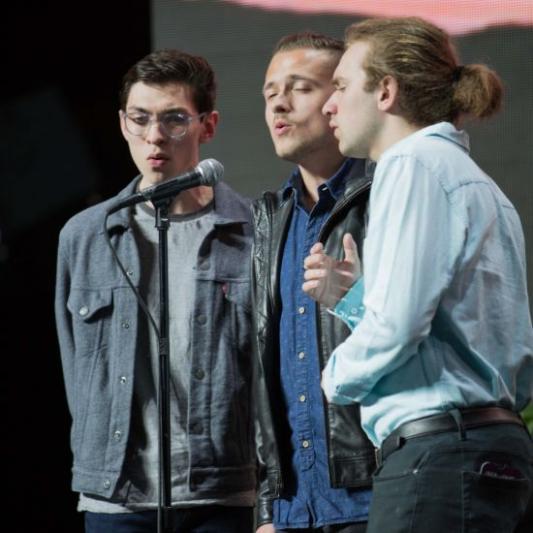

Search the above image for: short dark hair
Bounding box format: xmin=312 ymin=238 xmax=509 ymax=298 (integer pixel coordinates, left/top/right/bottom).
xmin=119 ymin=49 xmax=216 ymax=113
xmin=272 ymin=31 xmax=344 ymax=58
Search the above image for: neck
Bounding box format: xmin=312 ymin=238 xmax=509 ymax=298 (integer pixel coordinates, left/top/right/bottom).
xmin=297 ymin=152 xmax=345 ymax=207
xmin=164 ymin=185 xmax=214 ymax=215
xmin=371 ymin=116 xmax=421 ymax=161
xmin=142 ymin=185 xmax=214 ymax=215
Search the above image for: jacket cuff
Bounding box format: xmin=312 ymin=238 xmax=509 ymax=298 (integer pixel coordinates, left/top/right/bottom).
xmin=256 ymin=496 xmax=274 ymax=527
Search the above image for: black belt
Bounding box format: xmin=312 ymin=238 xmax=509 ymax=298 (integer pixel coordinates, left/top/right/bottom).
xmin=376 ymin=406 xmax=526 ymax=466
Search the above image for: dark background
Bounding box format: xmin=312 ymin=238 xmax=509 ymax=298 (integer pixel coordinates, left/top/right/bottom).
xmin=3 ymin=2 xmax=150 ymax=531
xmin=2 ymin=1 xmax=531 ymax=531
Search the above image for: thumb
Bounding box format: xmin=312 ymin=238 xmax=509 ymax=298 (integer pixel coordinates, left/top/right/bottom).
xmin=342 ymin=233 xmax=358 ymax=263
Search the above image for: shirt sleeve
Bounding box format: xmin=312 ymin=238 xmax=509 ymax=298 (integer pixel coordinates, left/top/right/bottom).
xmin=322 ymin=154 xmax=466 ymax=404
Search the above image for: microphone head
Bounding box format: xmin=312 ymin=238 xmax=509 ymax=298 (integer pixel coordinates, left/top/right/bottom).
xmin=197 ymin=158 xmax=224 ymax=186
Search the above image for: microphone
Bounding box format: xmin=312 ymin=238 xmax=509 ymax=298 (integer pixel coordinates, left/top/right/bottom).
xmin=108 ymin=158 xmax=223 ymax=213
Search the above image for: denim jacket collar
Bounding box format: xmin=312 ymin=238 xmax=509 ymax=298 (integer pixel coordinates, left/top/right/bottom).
xmin=104 ymin=177 xmax=249 ymax=234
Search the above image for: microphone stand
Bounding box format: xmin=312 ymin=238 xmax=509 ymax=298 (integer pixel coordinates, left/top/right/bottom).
xmin=153 ymin=197 xmax=173 ymax=533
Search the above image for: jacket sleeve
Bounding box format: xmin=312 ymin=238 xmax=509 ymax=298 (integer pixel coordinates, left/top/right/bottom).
xmin=250 ymin=199 xmax=276 ymax=527
xmin=54 ymin=230 xmax=76 ymax=417
xmin=255 ymin=416 xmax=274 ymax=526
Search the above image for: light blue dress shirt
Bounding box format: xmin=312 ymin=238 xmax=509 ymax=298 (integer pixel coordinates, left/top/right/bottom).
xmin=322 ymin=122 xmax=533 ymax=447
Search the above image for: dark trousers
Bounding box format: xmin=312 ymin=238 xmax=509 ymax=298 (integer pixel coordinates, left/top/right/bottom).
xmin=85 ymin=505 xmax=254 ymax=533
xmin=366 ymin=422 xmax=533 ymax=533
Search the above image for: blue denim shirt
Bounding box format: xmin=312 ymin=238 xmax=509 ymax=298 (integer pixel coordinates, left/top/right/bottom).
xmin=275 ymin=159 xmax=371 ymax=529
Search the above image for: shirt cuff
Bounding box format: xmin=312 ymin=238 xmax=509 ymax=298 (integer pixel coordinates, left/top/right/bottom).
xmin=327 ymin=277 xmax=365 ymax=331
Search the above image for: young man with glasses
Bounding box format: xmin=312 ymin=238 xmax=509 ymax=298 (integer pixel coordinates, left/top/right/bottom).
xmin=55 ymin=49 xmax=256 ymax=532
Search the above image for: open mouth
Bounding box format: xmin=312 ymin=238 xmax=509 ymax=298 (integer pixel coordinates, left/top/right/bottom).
xmin=274 ymin=119 xmax=291 ymax=135
xmin=148 ymin=154 xmax=169 ymax=168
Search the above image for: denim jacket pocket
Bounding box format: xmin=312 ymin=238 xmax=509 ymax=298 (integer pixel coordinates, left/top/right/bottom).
xmin=67 ymin=288 xmax=113 ymax=357
xmin=223 ymin=280 xmax=252 ymax=313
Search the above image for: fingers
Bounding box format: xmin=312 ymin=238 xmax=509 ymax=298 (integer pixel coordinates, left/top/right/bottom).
xmin=303 ymin=268 xmax=328 ymax=281
xmin=309 ymin=242 xmax=324 ymax=254
xmin=302 ymin=279 xmax=321 ymax=292
xmin=342 ymin=233 xmax=358 ymax=263
xmin=304 ymin=250 xmax=328 ymax=269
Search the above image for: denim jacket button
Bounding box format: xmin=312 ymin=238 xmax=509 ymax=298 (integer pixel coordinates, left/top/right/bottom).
xmin=194 ymin=368 xmax=205 ymax=380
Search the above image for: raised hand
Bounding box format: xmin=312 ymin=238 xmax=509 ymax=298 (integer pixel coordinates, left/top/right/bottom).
xmin=302 ymin=233 xmax=361 ymax=308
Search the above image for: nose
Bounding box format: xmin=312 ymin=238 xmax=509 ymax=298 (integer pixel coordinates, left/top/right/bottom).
xmin=145 ymin=120 xmax=167 ymax=144
xmin=322 ymin=93 xmax=337 ymax=117
xmin=269 ymin=91 xmax=291 ymax=114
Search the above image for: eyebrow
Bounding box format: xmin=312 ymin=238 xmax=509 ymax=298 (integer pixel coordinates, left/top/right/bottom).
xmin=262 ymin=74 xmax=319 ymax=93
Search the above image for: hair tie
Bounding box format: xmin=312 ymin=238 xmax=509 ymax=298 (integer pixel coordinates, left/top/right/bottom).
xmin=453 ymin=65 xmax=464 ymax=82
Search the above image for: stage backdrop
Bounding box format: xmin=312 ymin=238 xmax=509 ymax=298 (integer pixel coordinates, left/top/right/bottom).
xmin=152 ymin=0 xmax=533 ymax=299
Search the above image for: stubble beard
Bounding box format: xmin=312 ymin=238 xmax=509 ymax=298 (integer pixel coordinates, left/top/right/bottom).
xmin=274 ymin=132 xmax=331 ymax=165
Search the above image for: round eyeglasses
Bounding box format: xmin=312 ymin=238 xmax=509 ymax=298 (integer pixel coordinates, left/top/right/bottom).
xmin=121 ymin=110 xmax=208 ymax=140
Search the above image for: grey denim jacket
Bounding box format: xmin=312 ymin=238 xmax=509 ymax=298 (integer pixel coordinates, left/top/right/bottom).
xmin=55 ymin=178 xmax=256 ymax=499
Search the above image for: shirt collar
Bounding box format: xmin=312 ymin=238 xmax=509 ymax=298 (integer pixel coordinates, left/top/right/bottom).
xmin=104 ymin=177 xmax=249 ymax=233
xmin=281 ymin=158 xmax=355 ymax=203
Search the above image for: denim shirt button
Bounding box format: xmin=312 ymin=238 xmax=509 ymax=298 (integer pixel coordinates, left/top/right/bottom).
xmin=194 ymin=368 xmax=205 ymax=380
xmin=103 ymin=479 xmax=111 ymax=489
xmin=196 ymin=314 xmax=207 ymax=325
xmin=301 ymin=439 xmax=310 ymax=448
xmin=113 ymin=430 xmax=122 ymax=441
xmin=79 ymin=306 xmax=89 ymax=317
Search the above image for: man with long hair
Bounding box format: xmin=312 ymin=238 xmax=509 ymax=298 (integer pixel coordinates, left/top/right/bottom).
xmin=304 ymin=17 xmax=533 ymax=532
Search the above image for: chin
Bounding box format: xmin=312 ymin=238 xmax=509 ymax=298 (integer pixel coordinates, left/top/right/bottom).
xmin=273 ymin=145 xmax=294 ymax=161
xmin=339 ymin=140 xmax=360 ymax=159
xmin=144 ymin=172 xmax=168 ymax=185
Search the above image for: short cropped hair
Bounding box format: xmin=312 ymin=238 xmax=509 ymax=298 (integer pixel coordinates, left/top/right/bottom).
xmin=272 ymin=31 xmax=344 ymax=58
xmin=119 ymin=49 xmax=216 ymax=113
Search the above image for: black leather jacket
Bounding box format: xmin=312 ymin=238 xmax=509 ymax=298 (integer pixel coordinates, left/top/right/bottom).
xmin=251 ymin=160 xmax=377 ymax=526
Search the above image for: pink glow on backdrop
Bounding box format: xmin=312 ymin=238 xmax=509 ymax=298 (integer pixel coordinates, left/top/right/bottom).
xmin=223 ymin=1 xmax=533 ymax=35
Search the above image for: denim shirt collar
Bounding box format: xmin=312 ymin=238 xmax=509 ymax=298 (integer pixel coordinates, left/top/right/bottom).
xmin=281 ymin=158 xmax=355 ymax=205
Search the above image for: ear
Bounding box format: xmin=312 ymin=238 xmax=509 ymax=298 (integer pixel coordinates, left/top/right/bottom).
xmin=199 ymin=110 xmax=219 ymax=144
xmin=119 ymin=110 xmax=129 ymax=141
xmin=376 ymin=75 xmax=399 ymax=112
